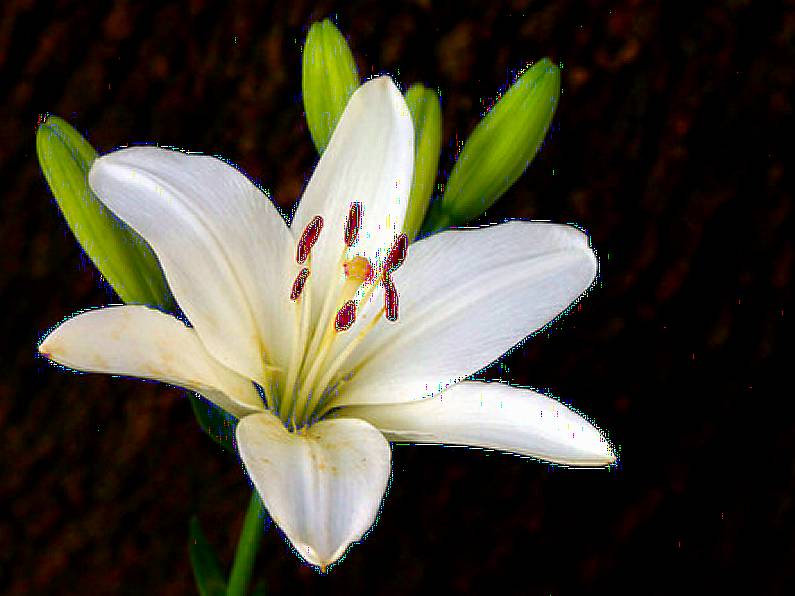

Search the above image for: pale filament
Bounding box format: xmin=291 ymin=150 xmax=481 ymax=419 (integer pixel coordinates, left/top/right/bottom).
xmin=277 ymin=205 xmax=406 ymax=429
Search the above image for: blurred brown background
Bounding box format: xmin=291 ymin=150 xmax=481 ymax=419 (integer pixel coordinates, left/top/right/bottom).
xmin=1 ymin=0 xmax=792 ymax=594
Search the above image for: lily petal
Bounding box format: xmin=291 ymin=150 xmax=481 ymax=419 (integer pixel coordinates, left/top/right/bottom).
xmin=333 ymin=221 xmax=598 ymax=407
xmin=237 ymin=411 xmax=391 ymax=570
xmin=38 ymin=305 xmax=264 ymax=417
xmin=292 ymin=76 xmax=414 ymax=316
xmin=88 ymin=147 xmax=294 ymax=383
xmin=337 ymin=381 xmax=615 ymax=466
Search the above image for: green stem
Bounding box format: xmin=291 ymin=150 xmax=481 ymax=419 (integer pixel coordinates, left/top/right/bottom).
xmin=226 ymin=491 xmax=267 ymax=596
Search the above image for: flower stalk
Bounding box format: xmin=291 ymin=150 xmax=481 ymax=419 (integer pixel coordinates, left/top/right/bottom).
xmin=226 ymin=493 xmax=267 ymax=596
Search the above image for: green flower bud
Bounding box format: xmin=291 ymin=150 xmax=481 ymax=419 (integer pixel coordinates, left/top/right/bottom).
xmin=37 ymin=116 xmax=172 ymax=308
xmin=424 ymin=58 xmax=560 ymax=233
xmin=302 ymin=19 xmax=359 ymax=153
xmin=403 ymin=84 xmax=442 ymax=241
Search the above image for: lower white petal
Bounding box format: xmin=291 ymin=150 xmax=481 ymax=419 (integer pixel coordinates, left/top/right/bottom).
xmin=236 ymin=412 xmax=391 ymax=570
xmin=336 ymin=381 xmax=615 ymax=466
xmin=39 ymin=305 xmax=264 ymax=418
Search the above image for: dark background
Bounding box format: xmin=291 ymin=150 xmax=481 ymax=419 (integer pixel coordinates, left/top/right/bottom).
xmin=1 ymin=0 xmax=792 ymax=593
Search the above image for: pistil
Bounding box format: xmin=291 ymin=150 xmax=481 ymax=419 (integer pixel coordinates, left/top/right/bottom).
xmin=280 ymin=216 xmax=324 ymax=426
xmin=281 ymin=207 xmax=411 ymax=429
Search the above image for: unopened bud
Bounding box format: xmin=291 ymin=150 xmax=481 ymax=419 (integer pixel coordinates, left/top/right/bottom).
xmin=302 ymin=19 xmax=360 ymax=153
xmin=425 ymin=58 xmax=560 ymax=233
xmin=402 ymin=84 xmax=442 ymax=241
xmin=36 ymin=115 xmax=172 ymax=308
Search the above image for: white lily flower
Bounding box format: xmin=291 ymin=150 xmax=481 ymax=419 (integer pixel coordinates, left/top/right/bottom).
xmin=39 ymin=77 xmax=614 ymax=571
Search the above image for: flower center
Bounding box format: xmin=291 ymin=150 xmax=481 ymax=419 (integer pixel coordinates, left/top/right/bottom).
xmin=276 ymin=204 xmax=408 ymax=430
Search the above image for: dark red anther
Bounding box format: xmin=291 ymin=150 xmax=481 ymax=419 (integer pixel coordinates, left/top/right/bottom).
xmin=384 ymin=276 xmax=399 ymax=321
xmin=384 ymin=234 xmax=408 ymax=273
xmin=335 ymin=300 xmax=357 ymax=331
xmin=297 ymin=216 xmax=324 ymax=264
xmin=344 ymin=202 xmax=362 ymax=247
xmin=290 ymin=268 xmax=310 ymax=301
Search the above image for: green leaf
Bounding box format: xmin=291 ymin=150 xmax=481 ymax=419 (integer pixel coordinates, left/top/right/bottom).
xmin=423 ymin=58 xmax=560 ymax=233
xmin=226 ymin=492 xmax=266 ymax=596
xmin=302 ymin=19 xmax=359 ymax=153
xmin=189 ymin=517 xmax=227 ymax=596
xmin=36 ymin=115 xmax=173 ymax=308
xmin=189 ymin=394 xmax=238 ymax=453
xmin=403 ymin=84 xmax=442 ymax=241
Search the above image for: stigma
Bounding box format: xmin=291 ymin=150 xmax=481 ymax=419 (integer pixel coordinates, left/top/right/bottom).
xmin=343 ymin=255 xmax=373 ymax=283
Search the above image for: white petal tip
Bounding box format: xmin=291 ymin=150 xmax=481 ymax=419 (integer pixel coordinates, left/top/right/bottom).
xmin=357 ymin=75 xmax=408 ymax=113
xmin=88 ymin=150 xmax=131 ymax=196
xmin=561 ymin=224 xmax=597 ymax=270
xmin=560 ymin=418 xmax=617 ymax=467
xmin=88 ymin=146 xmax=181 ymax=193
xmin=297 ymin=543 xmax=347 ymax=572
xmin=571 ymin=434 xmax=617 ymax=467
xmin=88 ymin=147 xmax=123 ymax=175
xmin=38 ymin=333 xmax=61 ymax=362
xmin=595 ymin=441 xmax=618 ymax=466
xmin=37 ymin=338 xmax=52 ymax=359
xmin=366 ymin=74 xmax=397 ymax=91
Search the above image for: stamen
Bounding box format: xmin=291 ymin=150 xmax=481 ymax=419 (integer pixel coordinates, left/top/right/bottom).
xmin=384 ymin=276 xmax=399 ymax=321
xmin=297 ymin=215 xmax=323 ymax=264
xmin=290 ymin=267 xmax=310 ymax=301
xmin=309 ymin=306 xmax=386 ymax=422
xmin=335 ymin=300 xmax=357 ymax=331
xmin=384 ymin=233 xmax=408 ymax=273
xmin=344 ymin=202 xmax=362 ymax=247
xmin=285 ymin=218 xmax=413 ymax=427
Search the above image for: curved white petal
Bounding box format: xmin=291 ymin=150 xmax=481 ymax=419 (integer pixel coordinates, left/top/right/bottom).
xmin=291 ymin=76 xmax=414 ymax=317
xmin=88 ymin=147 xmax=294 ymax=383
xmin=332 ymin=221 xmax=598 ymax=407
xmin=337 ymin=381 xmax=615 ymax=466
xmin=237 ymin=411 xmax=391 ymax=570
xmin=38 ymin=305 xmax=264 ymax=418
